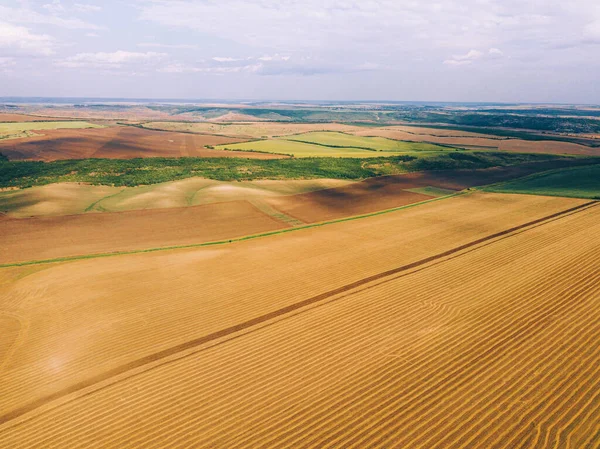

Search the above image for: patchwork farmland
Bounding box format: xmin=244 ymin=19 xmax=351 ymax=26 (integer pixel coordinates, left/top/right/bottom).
xmin=1 ymin=105 xmax=599 ymax=448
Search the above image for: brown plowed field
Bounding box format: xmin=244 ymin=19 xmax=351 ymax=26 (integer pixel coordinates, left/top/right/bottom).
xmin=497 ymin=138 xmax=600 ymax=155
xmin=0 ymin=126 xmax=278 ymax=161
xmin=265 ymin=164 xmax=581 ymax=223
xmin=354 ymin=127 xmax=599 ymax=155
xmin=0 ymin=200 xmax=288 ymax=264
xmin=0 ymin=193 xmax=598 ymax=447
xmin=0 ymin=114 xmax=52 ymax=123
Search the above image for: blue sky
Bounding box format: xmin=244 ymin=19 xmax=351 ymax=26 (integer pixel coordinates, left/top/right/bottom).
xmin=1 ymin=0 xmax=599 ymax=102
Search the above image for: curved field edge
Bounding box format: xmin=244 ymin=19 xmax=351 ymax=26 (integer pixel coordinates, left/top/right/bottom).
xmin=0 ymin=178 xmax=356 ymax=218
xmin=0 ymin=192 xmax=464 ymax=269
xmin=278 ymin=131 xmax=455 ymax=152
xmin=0 ymin=152 xmax=595 ymax=188
xmin=483 ymin=164 xmax=600 ymax=199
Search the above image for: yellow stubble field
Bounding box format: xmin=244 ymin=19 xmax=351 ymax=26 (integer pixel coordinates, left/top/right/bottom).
xmin=0 ymin=192 xmax=598 ymax=448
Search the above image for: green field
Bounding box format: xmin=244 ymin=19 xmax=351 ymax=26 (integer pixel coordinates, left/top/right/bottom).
xmin=484 ymin=164 xmax=600 ymax=199
xmin=0 ymin=121 xmax=103 ymax=140
xmin=281 ymin=131 xmax=448 ymax=152
xmin=215 ymin=139 xmax=395 ymax=158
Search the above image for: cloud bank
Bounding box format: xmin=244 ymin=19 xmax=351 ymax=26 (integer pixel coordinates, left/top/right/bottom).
xmin=0 ymin=0 xmax=599 ymax=102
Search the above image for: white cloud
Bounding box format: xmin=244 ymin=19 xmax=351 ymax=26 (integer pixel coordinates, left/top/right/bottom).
xmin=443 ymin=59 xmax=470 ymax=66
xmin=2 ymin=0 xmax=600 ymax=101
xmin=0 ymin=4 xmax=101 ymax=30
xmin=158 ymin=62 xmax=262 ymax=74
xmin=212 ymin=57 xmax=245 ymax=62
xmin=160 ymin=54 xmax=381 ymax=77
xmin=0 ymin=57 xmax=16 ymax=73
xmin=137 ymin=0 xmax=578 ymax=53
xmin=584 ymin=20 xmax=600 ymax=41
xmin=444 ymin=47 xmax=505 ymax=66
xmin=55 ymin=51 xmax=166 ymax=69
xmin=455 ymin=50 xmax=483 ymax=61
xmin=43 ymin=1 xmax=66 ymax=14
xmin=74 ymin=3 xmax=102 ymax=13
xmin=0 ymin=57 xmax=16 ymax=69
xmin=137 ymin=0 xmax=599 ymax=75
xmin=258 ymin=54 xmax=291 ymax=61
xmin=0 ymin=21 xmax=55 ymax=56
xmin=138 ymin=43 xmax=198 ymax=49
xmin=444 ymin=49 xmax=483 ymax=65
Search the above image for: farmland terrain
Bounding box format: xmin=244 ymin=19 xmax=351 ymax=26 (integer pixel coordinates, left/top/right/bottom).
xmin=0 ymin=192 xmax=598 ymax=447
xmin=0 ymin=126 xmax=262 ymax=161
xmin=3 ymin=162 xmax=598 ymax=264
xmin=1 ymin=102 xmax=599 ymax=448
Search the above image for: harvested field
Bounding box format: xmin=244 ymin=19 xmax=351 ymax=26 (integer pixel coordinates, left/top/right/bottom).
xmin=265 ymin=165 xmax=575 ymax=222
xmin=0 ymin=178 xmax=355 ymax=217
xmin=92 ymin=178 xmax=354 ymax=213
xmin=0 ymin=126 xmax=275 ymax=161
xmin=0 ymin=193 xmax=597 ymax=448
xmin=0 ymin=121 xmax=102 ymax=143
xmin=142 ymin=121 xmax=363 ymax=138
xmin=0 ymin=183 xmax=121 ymax=217
xmin=0 ymin=200 xmax=289 ymax=264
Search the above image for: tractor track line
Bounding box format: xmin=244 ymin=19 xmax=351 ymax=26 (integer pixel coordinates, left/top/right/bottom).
xmin=0 ymin=199 xmax=597 ymax=427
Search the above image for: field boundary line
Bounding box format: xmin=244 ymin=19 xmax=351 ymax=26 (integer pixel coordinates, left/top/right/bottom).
xmin=0 ymin=199 xmax=597 ymax=428
xmin=0 ymin=192 xmax=465 ymax=268
xmin=83 ymin=188 xmax=125 ymax=212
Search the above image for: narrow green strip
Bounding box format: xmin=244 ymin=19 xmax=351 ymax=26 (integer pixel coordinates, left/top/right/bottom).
xmin=0 ymin=192 xmax=465 ymax=269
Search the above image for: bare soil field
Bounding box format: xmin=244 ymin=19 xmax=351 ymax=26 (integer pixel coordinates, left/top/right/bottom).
xmin=0 ymin=193 xmax=597 ymax=448
xmin=142 ymin=121 xmax=363 ymax=138
xmin=0 ymin=126 xmax=272 ymax=161
xmin=497 ymin=139 xmax=600 ymax=155
xmin=265 ymin=165 xmax=574 ymax=222
xmin=354 ymin=126 xmax=599 ymax=155
xmin=0 ymin=114 xmax=57 ymax=123
xmin=0 ymin=200 xmax=288 ymax=264
xmin=383 ymin=125 xmax=502 ymax=138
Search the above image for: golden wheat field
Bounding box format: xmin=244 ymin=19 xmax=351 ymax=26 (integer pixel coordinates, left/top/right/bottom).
xmin=0 ymin=192 xmax=599 ymax=448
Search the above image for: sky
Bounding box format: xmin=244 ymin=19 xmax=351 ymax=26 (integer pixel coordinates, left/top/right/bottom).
xmin=1 ymin=0 xmax=599 ymax=103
